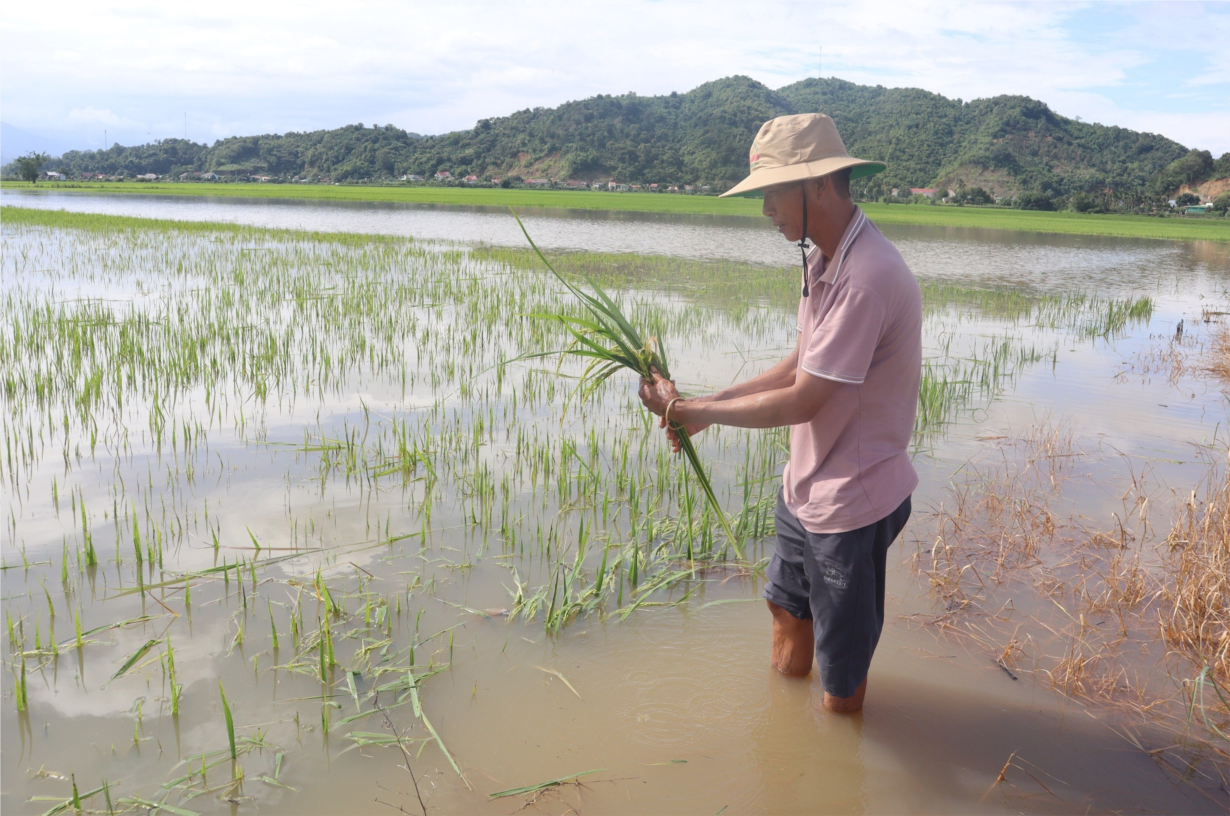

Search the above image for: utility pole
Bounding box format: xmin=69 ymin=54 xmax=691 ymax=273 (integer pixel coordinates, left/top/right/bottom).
xmin=184 ymin=112 xmax=187 ymax=140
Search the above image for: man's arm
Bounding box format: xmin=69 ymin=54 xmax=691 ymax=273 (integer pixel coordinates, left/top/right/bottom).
xmin=645 ymin=364 xmax=838 ymax=432
xmin=701 ymin=338 xmax=800 ymax=404
xmin=644 ymin=338 xmax=801 ymax=442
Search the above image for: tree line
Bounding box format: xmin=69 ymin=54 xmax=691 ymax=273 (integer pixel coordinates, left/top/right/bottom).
xmin=7 ymin=75 xmax=1226 ymax=212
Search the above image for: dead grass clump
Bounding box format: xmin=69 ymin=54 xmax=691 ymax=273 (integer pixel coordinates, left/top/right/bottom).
xmin=916 ymin=419 xmax=1078 ymax=607
xmin=1160 ymin=469 xmax=1230 ymax=689
xmin=1079 ymin=550 xmax=1157 ymax=636
xmin=912 ymin=417 xmax=1230 ymax=796
xmin=912 ymin=420 xmax=1226 ymax=741
xmin=1118 ymin=328 xmax=1196 ymax=385
xmin=1046 ymin=642 xmax=1116 ymax=699
xmin=1208 ymin=320 xmax=1230 ymax=386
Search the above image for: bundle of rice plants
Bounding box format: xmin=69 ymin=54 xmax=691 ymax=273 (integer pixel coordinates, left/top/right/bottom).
xmin=510 ymin=211 xmax=742 ymax=557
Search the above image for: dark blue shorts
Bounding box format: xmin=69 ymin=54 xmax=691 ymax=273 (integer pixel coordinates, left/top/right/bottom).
xmin=763 ymin=491 xmax=911 ymax=698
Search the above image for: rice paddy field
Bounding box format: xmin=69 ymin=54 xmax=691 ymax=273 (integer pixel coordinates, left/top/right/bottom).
xmin=5 ymin=180 xmax=1230 ymax=243
xmin=2 ymin=200 xmax=1229 ymax=814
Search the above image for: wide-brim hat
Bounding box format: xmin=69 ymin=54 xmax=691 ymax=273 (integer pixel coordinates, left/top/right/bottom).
xmin=719 ymin=113 xmax=885 ymax=198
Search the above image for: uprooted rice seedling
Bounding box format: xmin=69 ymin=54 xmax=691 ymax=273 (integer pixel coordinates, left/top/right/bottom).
xmin=509 ymin=212 xmax=741 ymax=556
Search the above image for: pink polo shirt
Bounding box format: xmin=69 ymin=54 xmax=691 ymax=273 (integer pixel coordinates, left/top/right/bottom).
xmin=782 ymin=207 xmax=922 ymax=534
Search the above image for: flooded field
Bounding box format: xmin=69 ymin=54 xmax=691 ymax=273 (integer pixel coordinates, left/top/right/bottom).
xmin=2 ymin=200 xmax=1228 ymax=814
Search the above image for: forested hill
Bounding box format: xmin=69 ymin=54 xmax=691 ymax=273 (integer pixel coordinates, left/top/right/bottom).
xmin=37 ymin=76 xmax=1228 ymax=199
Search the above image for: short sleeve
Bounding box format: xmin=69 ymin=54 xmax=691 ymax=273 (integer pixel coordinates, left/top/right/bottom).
xmin=800 ymin=286 xmax=886 ymax=384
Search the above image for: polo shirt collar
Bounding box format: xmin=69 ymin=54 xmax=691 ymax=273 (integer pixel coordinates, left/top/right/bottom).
xmin=814 ymin=207 xmax=867 ymax=286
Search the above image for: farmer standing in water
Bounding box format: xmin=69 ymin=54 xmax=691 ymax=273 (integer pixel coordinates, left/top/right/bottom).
xmin=639 ymin=114 xmax=921 ymax=713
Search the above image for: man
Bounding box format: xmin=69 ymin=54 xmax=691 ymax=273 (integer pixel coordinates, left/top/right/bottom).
xmin=638 ymin=113 xmax=921 ymax=713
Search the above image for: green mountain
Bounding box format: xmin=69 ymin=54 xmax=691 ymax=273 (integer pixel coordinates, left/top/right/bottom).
xmin=778 ymin=79 xmax=1204 ymax=200
xmin=34 ymin=76 xmax=1228 ymax=201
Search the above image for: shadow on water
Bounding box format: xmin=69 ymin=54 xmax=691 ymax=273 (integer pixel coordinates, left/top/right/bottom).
xmin=859 ymin=672 xmax=1224 ymax=815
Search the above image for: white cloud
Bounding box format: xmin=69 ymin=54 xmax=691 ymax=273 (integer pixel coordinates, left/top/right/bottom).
xmin=66 ymin=107 xmax=134 ymax=127
xmin=1 ymin=1 xmax=1226 ymax=154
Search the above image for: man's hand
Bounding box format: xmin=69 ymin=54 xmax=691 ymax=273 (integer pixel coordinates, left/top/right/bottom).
xmin=663 ymin=414 xmax=711 ymax=454
xmin=638 ymin=368 xmax=711 ymax=453
xmin=633 ymin=336 xmax=811 ymax=453
xmin=637 ymin=367 xmax=678 ymax=417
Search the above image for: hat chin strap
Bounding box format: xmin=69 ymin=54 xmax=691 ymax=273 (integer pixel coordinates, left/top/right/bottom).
xmin=799 ymin=183 xmax=812 ymax=298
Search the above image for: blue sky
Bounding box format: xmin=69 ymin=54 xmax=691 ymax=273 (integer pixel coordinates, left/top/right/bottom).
xmin=1 ymin=1 xmax=1227 ymax=156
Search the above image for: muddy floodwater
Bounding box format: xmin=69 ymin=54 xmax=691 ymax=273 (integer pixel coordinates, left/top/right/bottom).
xmin=2 ymin=193 xmax=1229 ymax=814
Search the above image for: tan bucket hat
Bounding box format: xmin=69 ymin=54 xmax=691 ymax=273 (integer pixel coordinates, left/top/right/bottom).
xmin=720 ymin=113 xmax=885 ymax=198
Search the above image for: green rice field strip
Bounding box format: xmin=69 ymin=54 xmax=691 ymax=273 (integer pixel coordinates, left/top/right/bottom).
xmin=0 ymin=205 xmax=1157 ymax=810
xmin=4 ymin=180 xmax=1228 ymax=242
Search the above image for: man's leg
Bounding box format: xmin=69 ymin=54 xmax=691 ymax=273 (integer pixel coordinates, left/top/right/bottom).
xmin=768 ymin=599 xmax=813 ymax=676
xmin=806 ymin=496 xmax=912 ymax=713
xmin=823 ymin=678 xmax=867 ymax=713
xmin=764 ymin=491 xmax=814 ymax=677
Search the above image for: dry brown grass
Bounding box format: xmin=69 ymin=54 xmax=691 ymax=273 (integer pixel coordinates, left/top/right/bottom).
xmin=1207 ymin=318 xmax=1230 ymax=385
xmin=912 ymin=419 xmax=1229 ymax=766
xmin=916 ymin=418 xmax=1076 ymax=607
xmin=908 ymin=319 xmax=1230 ymax=789
xmin=1143 ymin=308 xmax=1229 ymax=696
xmin=1117 ymin=328 xmax=1197 ymax=385
xmin=1160 ymin=464 xmax=1230 ymax=688
xmin=1113 ymin=310 xmax=1230 ymax=388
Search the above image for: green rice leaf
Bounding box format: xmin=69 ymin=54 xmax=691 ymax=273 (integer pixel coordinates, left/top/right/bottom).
xmin=490 ymin=768 xmax=606 ymax=799
xmin=115 ymin=797 xmax=200 ymax=816
xmin=421 ymin=711 xmax=469 ymax=787
xmin=105 ymin=638 xmax=159 ymax=685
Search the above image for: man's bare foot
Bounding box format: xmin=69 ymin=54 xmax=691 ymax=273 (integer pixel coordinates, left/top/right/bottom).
xmin=822 ymin=679 xmax=867 ymax=713
xmin=767 ymin=600 xmax=813 ymax=676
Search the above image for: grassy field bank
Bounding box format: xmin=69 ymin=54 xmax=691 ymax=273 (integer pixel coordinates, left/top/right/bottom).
xmin=4 ymin=180 xmax=1229 ymax=242
xmin=5 ymin=180 xmax=756 ymax=216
